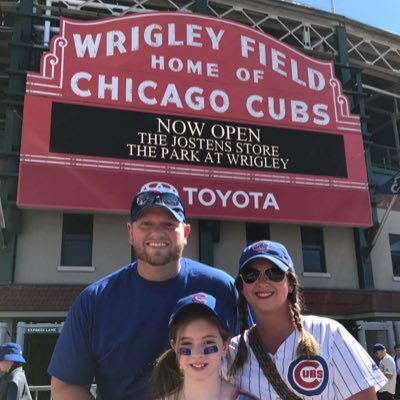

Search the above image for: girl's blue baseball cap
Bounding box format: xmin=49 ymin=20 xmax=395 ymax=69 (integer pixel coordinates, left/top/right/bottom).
xmin=239 ymin=240 xmax=295 ymax=273
xmin=168 ymin=292 xmax=228 ymax=331
xmin=0 ymin=342 xmax=26 ymax=363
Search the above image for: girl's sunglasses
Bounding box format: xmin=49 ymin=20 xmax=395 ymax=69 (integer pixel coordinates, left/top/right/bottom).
xmin=240 ymin=267 xmax=286 ymax=284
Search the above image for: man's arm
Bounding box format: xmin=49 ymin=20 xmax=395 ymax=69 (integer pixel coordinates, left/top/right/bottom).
xmin=346 ymin=386 xmax=377 ymax=400
xmin=380 ymin=356 xmax=396 ymax=380
xmin=51 ymin=377 xmax=94 ymax=400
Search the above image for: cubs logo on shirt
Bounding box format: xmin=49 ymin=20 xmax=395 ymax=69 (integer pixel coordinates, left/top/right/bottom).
xmin=288 ymin=356 xmax=329 ymax=396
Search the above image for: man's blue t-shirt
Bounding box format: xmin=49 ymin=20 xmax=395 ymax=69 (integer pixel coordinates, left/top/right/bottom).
xmin=48 ymin=258 xmax=238 ymax=400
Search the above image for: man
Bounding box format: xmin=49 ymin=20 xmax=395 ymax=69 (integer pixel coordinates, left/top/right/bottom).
xmin=394 ymin=344 xmax=400 ymax=400
xmin=48 ymin=182 xmax=239 ymax=400
xmin=374 ymin=343 xmax=397 ymax=400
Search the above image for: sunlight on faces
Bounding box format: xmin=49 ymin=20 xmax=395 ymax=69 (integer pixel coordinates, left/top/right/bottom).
xmin=172 ymin=319 xmax=228 ymax=382
xmin=127 ymin=207 xmax=190 ymax=266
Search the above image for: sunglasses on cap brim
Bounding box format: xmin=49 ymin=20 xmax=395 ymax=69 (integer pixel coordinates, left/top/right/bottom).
xmin=135 ymin=191 xmax=182 ymax=208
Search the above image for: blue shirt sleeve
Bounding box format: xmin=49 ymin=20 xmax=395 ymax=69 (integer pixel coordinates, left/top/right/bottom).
xmin=48 ymin=288 xmax=96 ymax=385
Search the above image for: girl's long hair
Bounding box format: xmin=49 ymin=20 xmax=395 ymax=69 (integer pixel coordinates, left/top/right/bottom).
xmin=148 ymin=306 xmax=230 ymax=400
xmin=230 ymin=271 xmax=320 ymax=375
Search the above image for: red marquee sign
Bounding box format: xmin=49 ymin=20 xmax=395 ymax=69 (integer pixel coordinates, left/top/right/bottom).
xmin=18 ymin=12 xmax=372 ymax=226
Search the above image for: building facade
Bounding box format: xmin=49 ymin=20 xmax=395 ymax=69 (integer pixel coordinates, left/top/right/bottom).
xmin=0 ymin=0 xmax=400 ymax=389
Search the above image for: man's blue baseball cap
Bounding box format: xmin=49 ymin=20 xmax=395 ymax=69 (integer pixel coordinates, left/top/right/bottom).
xmin=168 ymin=292 xmax=227 ymax=331
xmin=373 ymin=343 xmax=386 ymax=353
xmin=130 ymin=183 xmax=186 ymax=223
xmin=0 ymin=342 xmax=26 ymax=363
xmin=239 ymin=240 xmax=295 ymax=273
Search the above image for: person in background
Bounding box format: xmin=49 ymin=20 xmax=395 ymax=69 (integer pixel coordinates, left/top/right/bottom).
xmin=394 ymin=344 xmax=400 ymax=400
xmin=229 ymin=240 xmax=387 ymax=399
xmin=48 ymin=182 xmax=239 ymax=400
xmin=148 ymin=292 xmax=258 ymax=400
xmin=373 ymin=343 xmax=396 ymax=400
xmin=0 ymin=342 xmax=32 ymax=400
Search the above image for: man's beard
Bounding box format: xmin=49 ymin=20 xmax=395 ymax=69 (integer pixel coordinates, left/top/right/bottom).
xmin=134 ymin=245 xmax=182 ymax=266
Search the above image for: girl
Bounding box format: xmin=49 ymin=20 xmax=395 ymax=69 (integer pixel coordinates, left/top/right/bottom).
xmin=148 ymin=292 xmax=258 ymax=400
xmin=229 ymin=240 xmax=387 ymax=400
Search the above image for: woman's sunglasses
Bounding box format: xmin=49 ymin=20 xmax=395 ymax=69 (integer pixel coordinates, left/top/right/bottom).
xmin=240 ymin=267 xmax=286 ymax=284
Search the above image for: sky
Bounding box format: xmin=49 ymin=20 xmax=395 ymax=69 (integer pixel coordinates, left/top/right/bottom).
xmin=292 ymin=0 xmax=400 ymax=35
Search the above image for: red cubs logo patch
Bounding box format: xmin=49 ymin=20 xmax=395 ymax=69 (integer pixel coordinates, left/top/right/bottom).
xmin=192 ymin=293 xmax=207 ymax=304
xmin=288 ymin=356 xmax=329 ymax=396
xmin=252 ymin=242 xmax=269 ymax=252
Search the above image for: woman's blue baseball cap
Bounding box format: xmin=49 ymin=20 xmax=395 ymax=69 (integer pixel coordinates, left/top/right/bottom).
xmin=239 ymin=240 xmax=295 ymax=273
xmin=0 ymin=342 xmax=26 ymax=363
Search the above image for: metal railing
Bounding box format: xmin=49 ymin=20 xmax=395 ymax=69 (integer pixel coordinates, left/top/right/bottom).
xmin=29 ymin=385 xmax=97 ymax=400
xmin=29 ymin=386 xmax=52 ymax=400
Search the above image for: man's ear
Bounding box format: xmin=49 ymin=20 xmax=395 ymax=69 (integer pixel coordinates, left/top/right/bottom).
xmin=184 ymin=223 xmax=191 ymax=237
xmin=127 ymin=222 xmax=134 ymax=246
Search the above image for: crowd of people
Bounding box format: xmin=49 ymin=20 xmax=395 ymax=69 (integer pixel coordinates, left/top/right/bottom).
xmin=3 ymin=185 xmax=400 ymax=399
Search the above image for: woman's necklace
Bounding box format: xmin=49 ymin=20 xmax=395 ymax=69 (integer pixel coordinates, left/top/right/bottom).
xmin=181 ymin=378 xmax=223 ymax=400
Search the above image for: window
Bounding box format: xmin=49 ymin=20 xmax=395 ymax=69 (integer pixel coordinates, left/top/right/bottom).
xmin=301 ymin=226 xmax=326 ymax=273
xmin=61 ymin=214 xmax=93 ymax=266
xmin=389 ymin=234 xmax=400 ymax=276
xmin=246 ymin=223 xmax=270 ymax=245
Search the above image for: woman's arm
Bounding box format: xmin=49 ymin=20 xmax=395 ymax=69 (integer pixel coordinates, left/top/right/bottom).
xmin=346 ymin=386 xmax=377 ymax=400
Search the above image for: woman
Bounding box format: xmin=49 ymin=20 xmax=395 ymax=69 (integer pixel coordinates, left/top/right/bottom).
xmin=229 ymin=240 xmax=386 ymax=400
xmin=148 ymin=292 xmax=258 ymax=400
xmin=0 ymin=342 xmax=32 ymax=400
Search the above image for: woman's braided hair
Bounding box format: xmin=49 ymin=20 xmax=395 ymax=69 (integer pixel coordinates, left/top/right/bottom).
xmin=230 ymin=271 xmax=320 ymax=375
xmin=287 ymin=272 xmax=320 ymax=358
